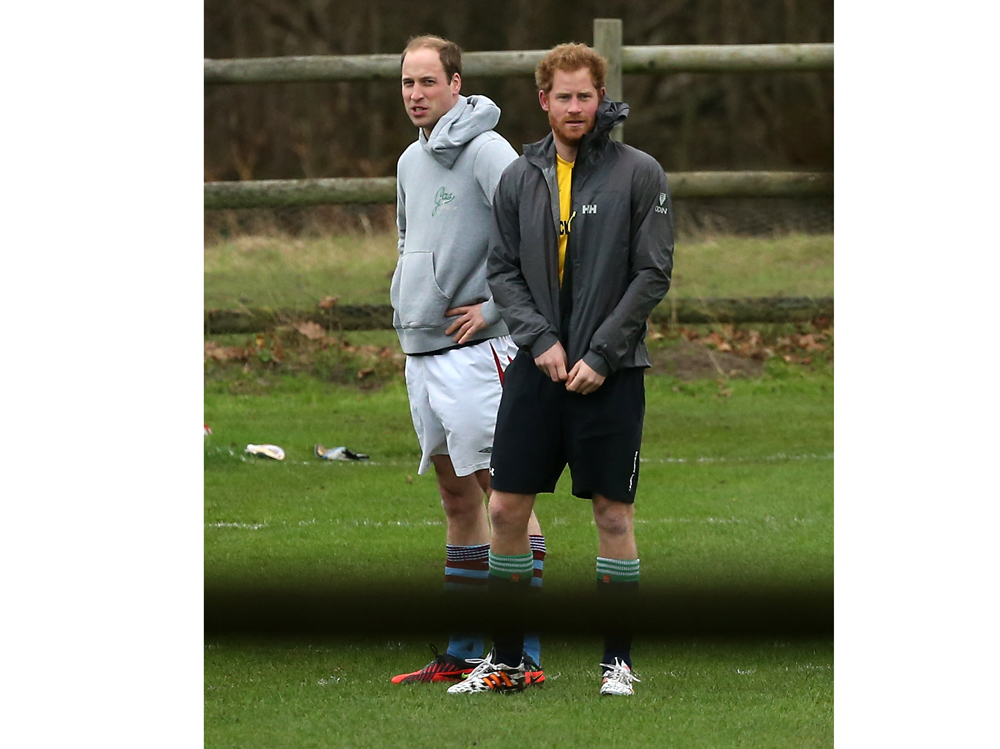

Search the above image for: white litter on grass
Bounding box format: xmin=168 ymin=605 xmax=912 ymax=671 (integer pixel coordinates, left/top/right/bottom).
xmin=207 ymin=521 xmax=269 ymax=530
xmin=317 ymin=677 xmax=342 ymax=686
xmin=315 ymin=443 xmax=370 ymax=461
xmin=736 ymin=668 xmax=757 ymax=675
xmin=246 ymin=444 xmax=286 ymax=460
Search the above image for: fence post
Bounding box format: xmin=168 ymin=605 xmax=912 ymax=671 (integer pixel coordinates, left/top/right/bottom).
xmin=593 ymin=18 xmax=624 ymax=143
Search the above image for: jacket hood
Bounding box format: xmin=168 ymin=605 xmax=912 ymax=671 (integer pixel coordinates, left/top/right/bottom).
xmin=419 ymin=94 xmax=502 ymax=168
xmin=523 ymin=97 xmax=630 ymax=165
xmin=592 ymin=96 xmax=630 ymax=136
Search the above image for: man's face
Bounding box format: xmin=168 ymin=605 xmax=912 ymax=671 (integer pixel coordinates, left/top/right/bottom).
xmin=401 ymin=47 xmax=461 ymax=134
xmin=539 ymin=67 xmax=604 ymax=147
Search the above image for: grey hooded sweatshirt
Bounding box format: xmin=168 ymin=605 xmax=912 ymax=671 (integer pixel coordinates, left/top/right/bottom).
xmin=391 ymin=95 xmax=517 ymax=355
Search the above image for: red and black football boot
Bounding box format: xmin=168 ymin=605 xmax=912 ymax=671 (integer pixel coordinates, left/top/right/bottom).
xmin=523 ymin=653 xmax=546 ymax=687
xmin=391 ymin=644 xmax=477 ymax=684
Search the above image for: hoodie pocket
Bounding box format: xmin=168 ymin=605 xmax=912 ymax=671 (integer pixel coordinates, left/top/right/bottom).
xmin=392 ymin=251 xmax=451 ymax=328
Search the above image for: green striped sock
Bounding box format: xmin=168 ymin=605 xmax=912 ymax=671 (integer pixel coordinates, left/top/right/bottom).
xmin=596 ymin=557 xmax=640 ymax=583
xmin=489 ymin=550 xmax=535 ymax=583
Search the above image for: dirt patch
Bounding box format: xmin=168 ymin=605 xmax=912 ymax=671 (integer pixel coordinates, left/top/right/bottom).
xmin=648 ymin=338 xmax=766 ymax=380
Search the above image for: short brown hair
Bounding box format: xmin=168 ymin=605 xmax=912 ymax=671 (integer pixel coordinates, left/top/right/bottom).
xmin=401 ymin=35 xmax=462 ymax=82
xmin=535 ymin=43 xmax=607 ymax=93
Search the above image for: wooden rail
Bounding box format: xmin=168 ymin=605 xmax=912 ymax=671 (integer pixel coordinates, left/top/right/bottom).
xmin=204 ymin=297 xmax=833 ymax=335
xmin=203 ymin=20 xmax=833 ymax=206
xmin=204 ymin=43 xmax=832 ymax=84
xmin=204 ymin=171 xmax=832 ymax=210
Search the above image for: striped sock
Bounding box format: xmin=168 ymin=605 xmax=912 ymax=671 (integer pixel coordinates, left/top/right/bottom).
xmin=596 ymin=556 xmax=640 ymax=584
xmin=445 ymin=543 xmax=490 ymax=589
xmin=597 ymin=557 xmax=640 ymax=669
xmin=489 ymin=549 xmax=533 ymax=666
xmin=444 ymin=543 xmax=489 ymax=660
xmin=529 ymin=534 xmax=547 ymax=588
xmin=523 ymin=535 xmax=547 ymax=666
xmin=489 ymin=550 xmax=535 ymax=583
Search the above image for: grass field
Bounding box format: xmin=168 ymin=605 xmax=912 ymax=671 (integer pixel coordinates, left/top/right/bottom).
xmin=205 ymin=374 xmax=832 ymax=592
xmin=204 ymin=231 xmax=833 ymax=309
xmin=205 ymin=638 xmax=833 ymax=748
xmin=205 ymin=231 xmax=833 ymax=747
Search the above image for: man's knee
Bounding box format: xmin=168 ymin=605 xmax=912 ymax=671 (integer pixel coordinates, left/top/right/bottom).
xmin=437 ymin=476 xmax=485 ymax=518
xmin=592 ymin=496 xmax=634 ymax=538
xmin=434 ymin=460 xmax=486 ymax=520
xmin=440 ymin=489 xmax=484 ymax=521
xmin=489 ymin=491 xmax=534 ymax=533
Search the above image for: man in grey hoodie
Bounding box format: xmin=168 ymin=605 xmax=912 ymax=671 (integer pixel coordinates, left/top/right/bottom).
xmin=389 ymin=35 xmax=546 ymax=686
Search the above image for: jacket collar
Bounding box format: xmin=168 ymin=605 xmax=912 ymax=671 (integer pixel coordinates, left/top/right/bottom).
xmin=523 ymin=96 xmax=630 ymax=169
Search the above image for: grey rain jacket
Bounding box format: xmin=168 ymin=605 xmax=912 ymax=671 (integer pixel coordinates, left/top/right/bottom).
xmin=487 ymin=98 xmax=674 ymax=377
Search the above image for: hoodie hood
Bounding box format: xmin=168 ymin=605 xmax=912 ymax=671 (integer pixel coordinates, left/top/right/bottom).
xmin=419 ymin=95 xmax=502 ymax=168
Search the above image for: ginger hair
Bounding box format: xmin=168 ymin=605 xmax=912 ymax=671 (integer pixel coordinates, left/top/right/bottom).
xmin=535 ymin=43 xmax=607 ymax=93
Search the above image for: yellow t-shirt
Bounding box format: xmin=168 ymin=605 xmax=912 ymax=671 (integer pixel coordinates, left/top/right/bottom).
xmin=556 ymin=154 xmax=575 ymax=285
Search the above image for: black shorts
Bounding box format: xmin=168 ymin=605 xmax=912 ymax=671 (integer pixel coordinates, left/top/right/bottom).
xmin=489 ymin=350 xmax=646 ymax=503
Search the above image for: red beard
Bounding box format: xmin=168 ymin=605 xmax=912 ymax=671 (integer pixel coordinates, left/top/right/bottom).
xmin=548 ymin=110 xmax=594 ymax=145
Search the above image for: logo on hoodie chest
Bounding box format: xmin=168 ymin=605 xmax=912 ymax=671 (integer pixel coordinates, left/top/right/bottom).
xmin=432 ymin=187 xmax=456 ymax=216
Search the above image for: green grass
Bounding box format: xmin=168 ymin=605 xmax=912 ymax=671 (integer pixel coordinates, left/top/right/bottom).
xmin=203 ymin=232 xmax=833 ymax=309
xmin=670 ymin=234 xmax=833 ymax=299
xmin=205 ymin=368 xmax=832 ymax=747
xmin=204 ymin=233 xmax=397 ymax=308
xmin=205 ymin=373 xmax=831 ymax=591
xmin=205 ymin=230 xmax=833 ymax=747
xmin=205 ymin=638 xmax=833 ymax=749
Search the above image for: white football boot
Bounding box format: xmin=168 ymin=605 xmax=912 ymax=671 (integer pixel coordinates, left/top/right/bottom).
xmin=599 ymin=658 xmax=640 ymax=696
xmin=446 ymin=650 xmax=526 ymax=694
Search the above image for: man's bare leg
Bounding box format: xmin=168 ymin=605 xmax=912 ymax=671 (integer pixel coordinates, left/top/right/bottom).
xmin=592 ymin=493 xmax=639 ymax=689
xmin=470 ymin=470 xmax=543 ymax=538
xmin=432 ymin=455 xmax=490 ymax=546
xmin=488 ymin=490 xmax=536 ymax=555
xmin=484 ymin=490 xmax=537 ymax=666
xmin=428 ymin=455 xmax=491 ymax=665
xmin=592 ymin=494 xmax=637 ymax=559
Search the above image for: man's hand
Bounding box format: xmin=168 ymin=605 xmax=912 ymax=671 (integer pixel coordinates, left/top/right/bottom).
xmin=534 ymin=341 xmax=568 ymax=382
xmin=445 ymin=304 xmax=488 ymax=344
xmin=565 ymin=359 xmax=605 ymax=394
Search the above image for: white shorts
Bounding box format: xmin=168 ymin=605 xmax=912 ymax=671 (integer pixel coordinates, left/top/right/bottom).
xmin=404 ymin=336 xmax=516 ymax=477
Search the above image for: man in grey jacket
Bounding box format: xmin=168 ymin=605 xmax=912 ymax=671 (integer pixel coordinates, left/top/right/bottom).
xmin=448 ymin=43 xmax=673 ymax=697
xmin=389 ymin=35 xmax=546 ymax=686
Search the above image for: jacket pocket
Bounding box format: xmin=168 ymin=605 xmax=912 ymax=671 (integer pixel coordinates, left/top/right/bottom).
xmin=392 ymin=251 xmax=451 ymax=328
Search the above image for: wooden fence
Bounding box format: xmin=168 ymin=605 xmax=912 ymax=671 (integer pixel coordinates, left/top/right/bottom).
xmin=204 ymin=19 xmax=832 ymax=330
xmin=204 ymin=18 xmax=833 ymax=209
xmin=205 ymin=297 xmax=833 ymax=335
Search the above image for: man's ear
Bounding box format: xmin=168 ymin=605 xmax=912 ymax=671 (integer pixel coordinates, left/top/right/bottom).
xmin=451 ymin=73 xmax=462 ymax=95
xmin=599 ymin=87 xmax=606 ymax=100
xmin=538 ymin=89 xmax=549 ymax=112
